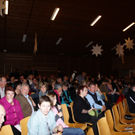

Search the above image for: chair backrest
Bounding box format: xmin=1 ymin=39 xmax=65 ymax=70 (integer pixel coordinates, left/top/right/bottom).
xmin=105 ymin=109 xmax=114 ymax=133
xmin=20 ymin=116 xmax=30 ymax=135
xmin=112 ymin=105 xmax=121 ymax=131
xmin=117 ymin=102 xmax=125 ymax=119
xmin=97 ymin=117 xmax=111 ymax=135
xmin=70 ymin=102 xmax=78 ymax=123
xmin=0 ymin=125 xmax=14 ymax=135
xmin=87 ymin=128 xmax=94 ymax=135
xmin=60 ymin=104 xmax=69 ymax=124
xmin=123 ymin=98 xmax=129 ymax=114
xmin=102 ymin=92 xmax=108 ymax=101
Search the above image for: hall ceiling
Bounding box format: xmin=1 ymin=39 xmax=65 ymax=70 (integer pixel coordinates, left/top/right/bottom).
xmin=0 ymin=0 xmax=135 ymax=57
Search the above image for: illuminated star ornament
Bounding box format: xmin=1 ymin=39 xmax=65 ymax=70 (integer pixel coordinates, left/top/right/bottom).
xmin=124 ymin=37 xmax=134 ymax=51
xmin=0 ymin=0 xmax=5 ymax=16
xmin=91 ymin=44 xmax=103 ymax=57
xmin=115 ymin=42 xmax=124 ymax=57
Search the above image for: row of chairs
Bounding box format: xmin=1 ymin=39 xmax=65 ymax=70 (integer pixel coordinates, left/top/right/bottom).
xmin=0 ymin=116 xmax=30 ymax=135
xmin=97 ymin=98 xmax=135 ymax=135
xmin=1 ymin=98 xmax=133 ymax=135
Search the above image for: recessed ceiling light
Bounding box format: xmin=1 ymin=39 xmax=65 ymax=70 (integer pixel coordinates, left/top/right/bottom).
xmin=90 ymin=15 xmax=102 ymax=26
xmin=56 ymin=38 xmax=63 ymax=45
xmin=85 ymin=41 xmax=94 ymax=48
xmin=50 ymin=8 xmax=60 ymax=21
xmin=123 ymin=22 xmax=135 ymax=32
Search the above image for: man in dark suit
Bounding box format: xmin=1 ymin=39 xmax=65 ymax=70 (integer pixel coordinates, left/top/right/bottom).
xmin=15 ymin=84 xmax=35 ymax=118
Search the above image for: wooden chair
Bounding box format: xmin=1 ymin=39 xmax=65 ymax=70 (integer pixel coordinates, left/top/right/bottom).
xmin=102 ymin=92 xmax=108 ymax=101
xmin=117 ymin=102 xmax=135 ymax=124
xmin=60 ymin=104 xmax=87 ymax=131
xmin=0 ymin=125 xmax=14 ymax=135
xmin=123 ymin=98 xmax=135 ymax=117
xmin=70 ymin=102 xmax=92 ymax=126
xmin=112 ymin=105 xmax=135 ymax=132
xmin=20 ymin=116 xmax=30 ymax=135
xmin=105 ymin=109 xmax=133 ymax=135
xmin=97 ymin=117 xmax=111 ymax=135
xmin=87 ymin=128 xmax=94 ymax=135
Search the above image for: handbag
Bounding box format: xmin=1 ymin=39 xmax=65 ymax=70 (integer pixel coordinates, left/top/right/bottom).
xmin=124 ymin=115 xmax=133 ymax=120
xmin=88 ymin=109 xmax=102 ymax=117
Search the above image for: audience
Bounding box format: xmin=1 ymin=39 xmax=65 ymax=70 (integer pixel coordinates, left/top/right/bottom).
xmin=0 ymin=68 xmax=135 ymax=134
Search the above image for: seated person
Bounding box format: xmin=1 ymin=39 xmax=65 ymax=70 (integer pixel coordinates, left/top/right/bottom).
xmin=15 ymin=84 xmax=35 ymax=118
xmin=47 ymin=92 xmax=85 ymax=135
xmin=14 ymin=81 xmax=22 ymax=96
xmin=61 ymin=82 xmax=73 ymax=123
xmin=0 ymin=105 xmax=5 ymax=128
xmin=126 ymin=84 xmax=135 ymax=113
xmin=0 ymin=86 xmax=23 ymax=135
xmin=53 ymin=84 xmax=63 ymax=105
xmin=99 ymin=79 xmax=119 ymax=103
xmin=61 ymin=82 xmax=73 ymax=107
xmin=86 ymin=83 xmax=106 ymax=115
xmin=30 ymin=78 xmax=38 ymax=92
xmin=39 ymin=82 xmax=48 ymax=99
xmin=95 ymin=84 xmax=105 ymax=100
xmin=27 ymin=95 xmax=63 ymax=135
xmin=73 ymin=85 xmax=99 ymax=135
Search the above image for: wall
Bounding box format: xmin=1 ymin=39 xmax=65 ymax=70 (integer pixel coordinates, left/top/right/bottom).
xmin=0 ymin=52 xmax=112 ymax=77
xmin=112 ymin=55 xmax=135 ymax=77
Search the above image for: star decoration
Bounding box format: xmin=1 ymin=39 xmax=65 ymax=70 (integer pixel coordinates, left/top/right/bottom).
xmin=91 ymin=44 xmax=103 ymax=57
xmin=116 ymin=42 xmax=124 ymax=57
xmin=0 ymin=0 xmax=5 ymax=17
xmin=124 ymin=37 xmax=134 ymax=51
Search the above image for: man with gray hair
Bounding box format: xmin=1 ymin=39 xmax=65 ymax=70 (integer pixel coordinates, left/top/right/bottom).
xmin=15 ymin=84 xmax=35 ymax=118
xmin=0 ymin=77 xmax=7 ymax=98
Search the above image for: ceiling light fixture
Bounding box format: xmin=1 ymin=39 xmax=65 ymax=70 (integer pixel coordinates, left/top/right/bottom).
xmin=50 ymin=8 xmax=60 ymax=21
xmin=83 ymin=55 xmax=88 ymax=57
xmin=123 ymin=22 xmax=135 ymax=32
xmin=59 ymin=53 xmax=64 ymax=55
xmin=5 ymin=0 xmax=9 ymax=15
xmin=85 ymin=41 xmax=94 ymax=48
xmin=90 ymin=15 xmax=102 ymax=26
xmin=111 ymin=45 xmax=117 ymax=50
xmin=22 ymin=34 xmax=27 ymax=42
xmin=56 ymin=38 xmax=62 ymax=45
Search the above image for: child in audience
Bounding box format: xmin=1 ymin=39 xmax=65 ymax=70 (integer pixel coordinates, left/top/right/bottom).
xmin=47 ymin=92 xmax=85 ymax=135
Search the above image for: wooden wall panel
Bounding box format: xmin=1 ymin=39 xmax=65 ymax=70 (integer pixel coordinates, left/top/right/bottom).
xmin=0 ymin=52 xmax=126 ymax=78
